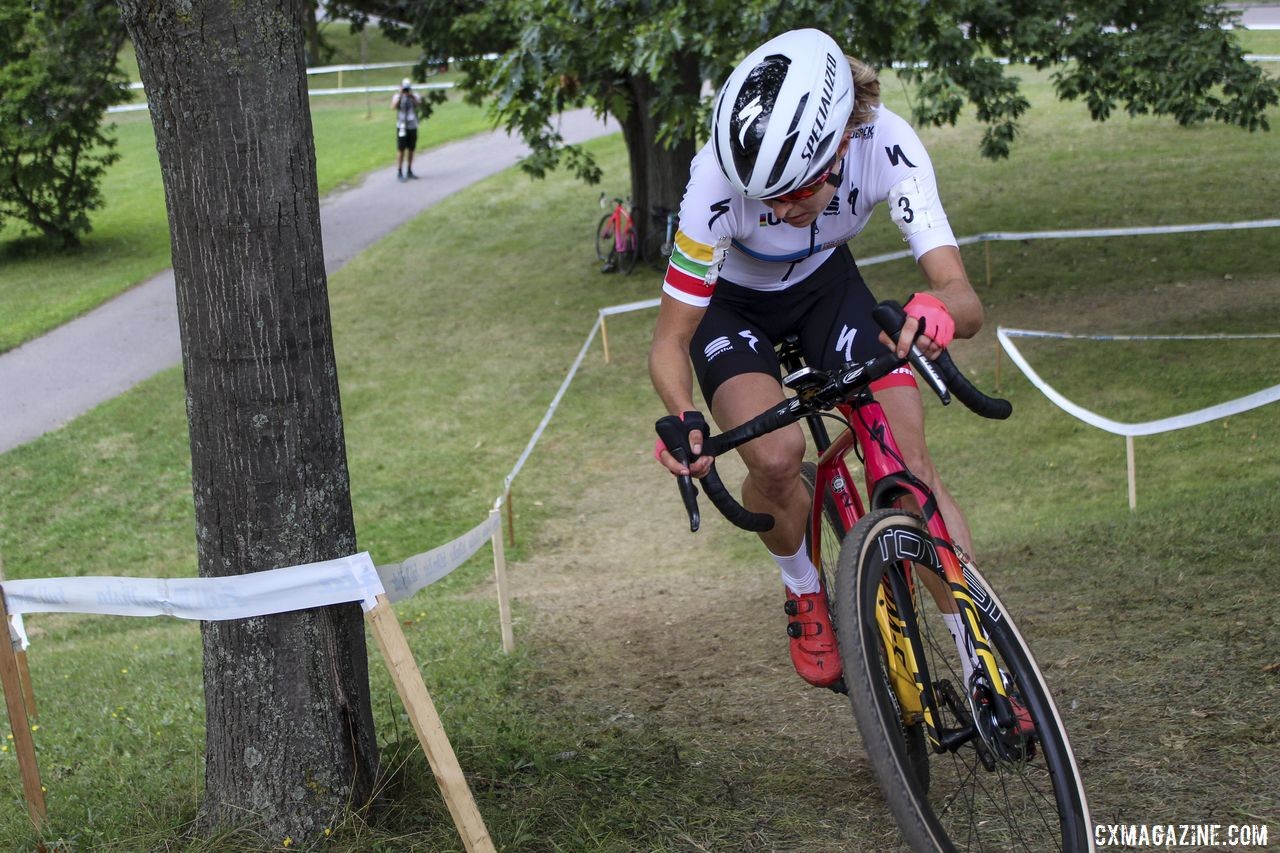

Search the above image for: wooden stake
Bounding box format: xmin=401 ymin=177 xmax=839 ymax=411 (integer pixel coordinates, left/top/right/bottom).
xmin=365 ymin=594 xmax=495 ymax=852
xmin=0 ymin=558 xmax=36 ymax=718
xmin=0 ymin=589 xmax=46 ymax=831
xmin=984 ymin=241 xmax=992 ymax=288
xmin=1126 ymin=435 xmax=1137 ymax=511
xmin=489 ymin=509 xmax=515 ymax=654
xmin=600 ymin=315 xmax=612 ymax=363
xmin=995 ymin=339 xmax=1003 ymax=392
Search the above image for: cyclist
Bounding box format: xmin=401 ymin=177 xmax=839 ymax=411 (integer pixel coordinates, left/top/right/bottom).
xmin=650 ymin=29 xmax=984 ymax=690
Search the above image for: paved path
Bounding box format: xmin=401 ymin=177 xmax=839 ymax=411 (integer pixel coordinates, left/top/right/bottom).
xmin=1230 ymin=3 xmax=1280 ymax=27
xmin=0 ymin=109 xmax=617 ymax=453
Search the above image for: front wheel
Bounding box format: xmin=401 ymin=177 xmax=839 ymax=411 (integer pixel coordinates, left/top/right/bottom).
xmin=834 ymin=509 xmax=1093 ymax=852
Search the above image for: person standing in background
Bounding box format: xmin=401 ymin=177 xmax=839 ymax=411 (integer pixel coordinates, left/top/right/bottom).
xmin=392 ymin=78 xmax=423 ymax=182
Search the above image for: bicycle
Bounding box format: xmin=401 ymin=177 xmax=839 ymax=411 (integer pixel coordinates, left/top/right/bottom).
xmin=594 ymin=194 xmax=638 ymax=275
xmin=656 ymin=301 xmax=1093 ymax=852
xmin=647 ymin=206 xmax=679 ymax=267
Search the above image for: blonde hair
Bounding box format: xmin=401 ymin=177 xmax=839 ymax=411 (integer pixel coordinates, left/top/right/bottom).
xmin=846 ymin=56 xmax=882 ymax=130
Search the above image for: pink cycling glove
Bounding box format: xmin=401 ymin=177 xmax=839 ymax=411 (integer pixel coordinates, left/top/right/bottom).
xmin=904 ymin=292 xmax=955 ymax=349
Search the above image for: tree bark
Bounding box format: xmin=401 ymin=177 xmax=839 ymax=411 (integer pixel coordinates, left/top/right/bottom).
xmin=619 ymin=54 xmax=699 ymax=262
xmin=117 ymin=0 xmax=379 ymax=841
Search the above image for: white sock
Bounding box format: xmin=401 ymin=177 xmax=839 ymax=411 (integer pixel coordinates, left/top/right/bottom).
xmin=772 ymin=541 xmax=821 ymax=596
xmin=942 ymin=612 xmax=977 ymax=686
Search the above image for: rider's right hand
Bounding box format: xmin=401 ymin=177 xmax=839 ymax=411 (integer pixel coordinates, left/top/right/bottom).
xmin=654 ymin=410 xmax=714 ymax=479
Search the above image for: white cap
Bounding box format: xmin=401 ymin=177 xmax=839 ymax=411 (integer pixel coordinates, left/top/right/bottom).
xmin=401 ymin=78 xmax=412 ymax=88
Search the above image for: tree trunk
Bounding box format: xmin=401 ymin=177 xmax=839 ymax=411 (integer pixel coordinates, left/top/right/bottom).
xmin=117 ymin=0 xmax=379 ymax=842
xmin=620 ymin=54 xmax=699 ymax=262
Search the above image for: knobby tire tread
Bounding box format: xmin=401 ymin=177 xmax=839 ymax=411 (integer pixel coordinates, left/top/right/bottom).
xmin=834 ymin=508 xmax=1092 ymax=853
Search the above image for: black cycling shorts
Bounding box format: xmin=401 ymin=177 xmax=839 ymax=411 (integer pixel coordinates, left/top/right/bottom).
xmin=396 ymin=127 xmax=418 ymax=151
xmin=690 ymin=244 xmax=914 ymax=407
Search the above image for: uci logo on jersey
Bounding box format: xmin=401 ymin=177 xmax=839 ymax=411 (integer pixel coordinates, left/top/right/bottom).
xmin=758 ymin=211 xmax=784 ymax=227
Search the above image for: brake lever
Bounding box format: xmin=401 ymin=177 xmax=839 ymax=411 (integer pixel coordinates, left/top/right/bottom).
xmin=655 ymin=415 xmax=702 ymax=532
xmin=872 ymin=301 xmax=951 ymax=405
xmin=668 ymin=446 xmax=701 ymax=533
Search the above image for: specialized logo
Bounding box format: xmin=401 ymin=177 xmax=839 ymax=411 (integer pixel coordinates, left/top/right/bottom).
xmin=736 ymin=97 xmax=765 ymax=147
xmin=836 ymin=324 xmax=857 ymax=361
xmin=708 ymin=198 xmax=731 ymax=229
xmin=704 ymin=336 xmax=733 ymax=361
xmin=739 ymin=329 xmax=760 ymax=352
xmin=885 ymin=144 xmax=917 ymax=168
xmin=800 ymin=53 xmax=840 ymax=162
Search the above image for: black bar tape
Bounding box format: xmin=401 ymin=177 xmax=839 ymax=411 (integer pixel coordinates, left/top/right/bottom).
xmin=932 ymin=352 xmax=1013 ymax=420
xmin=702 ymin=468 xmax=775 ymax=532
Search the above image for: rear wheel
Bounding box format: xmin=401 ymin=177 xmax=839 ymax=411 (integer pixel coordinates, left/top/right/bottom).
xmin=617 ymin=221 xmax=639 ymax=274
xmin=836 ymin=509 xmax=1092 ymax=852
xmin=595 ymin=212 xmax=614 ymax=262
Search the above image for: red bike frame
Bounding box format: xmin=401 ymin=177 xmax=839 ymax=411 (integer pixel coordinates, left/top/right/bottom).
xmin=805 ymin=392 xmax=1014 ymax=740
xmin=607 ymin=199 xmax=635 ymax=254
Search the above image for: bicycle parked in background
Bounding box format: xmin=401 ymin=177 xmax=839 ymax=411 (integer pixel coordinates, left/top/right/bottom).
xmin=648 ymin=207 xmax=679 ymax=267
xmin=657 ymin=301 xmax=1093 ymax=852
xmin=595 ymin=194 xmax=638 ymax=275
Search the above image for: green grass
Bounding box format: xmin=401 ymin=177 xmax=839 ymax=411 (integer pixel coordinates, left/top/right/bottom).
xmin=0 ymin=93 xmax=493 ymax=354
xmin=1 ymin=61 xmax=1279 ymax=849
xmin=0 ymin=21 xmax=482 ymax=355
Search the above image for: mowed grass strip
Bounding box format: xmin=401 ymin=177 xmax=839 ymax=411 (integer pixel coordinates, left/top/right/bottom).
xmin=1 ymin=65 xmax=1278 ymax=848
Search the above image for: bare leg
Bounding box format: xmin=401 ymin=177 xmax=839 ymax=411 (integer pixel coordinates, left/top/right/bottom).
xmin=708 ymin=372 xmax=809 ymax=556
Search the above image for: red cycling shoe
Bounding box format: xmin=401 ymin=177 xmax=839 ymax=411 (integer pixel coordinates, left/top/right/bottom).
xmin=784 ymin=589 xmax=843 ymax=688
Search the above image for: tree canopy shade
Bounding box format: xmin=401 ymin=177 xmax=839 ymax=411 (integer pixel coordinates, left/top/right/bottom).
xmin=334 ymin=0 xmax=1277 ymax=256
xmin=0 ymin=0 xmax=129 ymax=247
xmin=117 ymin=0 xmax=379 ymax=842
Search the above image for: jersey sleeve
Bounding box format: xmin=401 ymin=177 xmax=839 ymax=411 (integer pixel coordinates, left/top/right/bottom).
xmin=662 ymin=148 xmax=736 ymax=308
xmin=874 ymin=113 xmax=958 ymax=260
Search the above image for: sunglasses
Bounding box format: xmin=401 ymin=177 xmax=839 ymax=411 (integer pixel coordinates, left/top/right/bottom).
xmin=767 ymin=165 xmax=837 ymax=204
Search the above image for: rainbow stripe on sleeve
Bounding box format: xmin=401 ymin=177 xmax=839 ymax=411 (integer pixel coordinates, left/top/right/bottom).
xmin=661 ymin=231 xmax=717 ymax=307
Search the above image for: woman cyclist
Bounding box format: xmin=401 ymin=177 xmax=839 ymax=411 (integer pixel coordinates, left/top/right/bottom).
xmin=650 ymin=29 xmax=984 ymax=690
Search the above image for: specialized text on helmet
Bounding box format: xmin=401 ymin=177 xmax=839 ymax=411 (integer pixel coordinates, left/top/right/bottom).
xmin=800 ymin=53 xmax=840 ymax=163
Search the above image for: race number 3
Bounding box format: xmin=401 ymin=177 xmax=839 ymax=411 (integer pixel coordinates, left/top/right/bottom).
xmin=888 ymin=175 xmax=933 ymax=241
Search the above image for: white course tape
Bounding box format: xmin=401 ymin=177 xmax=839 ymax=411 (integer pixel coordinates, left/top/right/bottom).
xmin=377 ymin=513 xmax=500 ymax=603
xmin=1 ymin=552 xmax=384 ymax=621
xmin=1002 ymin=330 xmax=1280 ymax=342
xmin=997 ymin=327 xmax=1280 ymax=437
xmin=599 ymin=298 xmax=659 ymax=317
xmin=7 ymin=613 xmax=28 ymax=651
xmin=500 ymin=313 xmax=603 ymax=497
xmin=970 ymin=219 xmax=1280 ymax=242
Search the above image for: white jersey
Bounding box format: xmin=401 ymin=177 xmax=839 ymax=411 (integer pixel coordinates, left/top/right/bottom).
xmin=663 ymin=105 xmax=957 ymax=308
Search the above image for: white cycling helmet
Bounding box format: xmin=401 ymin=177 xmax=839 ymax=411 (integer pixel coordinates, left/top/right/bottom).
xmin=712 ymin=29 xmax=854 ymax=199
